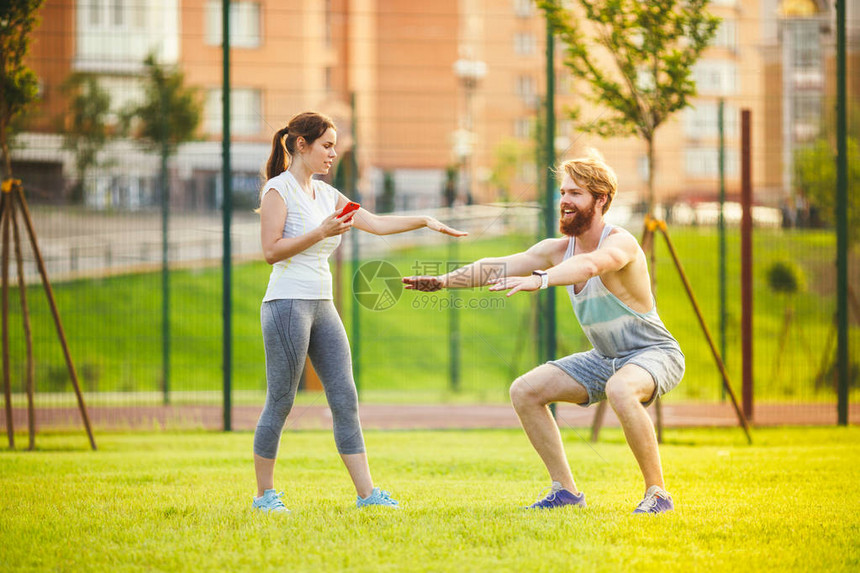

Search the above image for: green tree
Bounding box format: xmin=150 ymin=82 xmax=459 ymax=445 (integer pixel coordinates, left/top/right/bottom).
xmin=489 ymin=138 xmax=529 ymax=202
xmin=765 ymin=260 xmax=808 ymax=382
xmin=61 ymin=73 xmax=113 ymax=204
xmin=126 ymin=54 xmax=201 ymax=153
xmin=0 ymin=0 xmax=44 ymax=179
xmin=124 ymin=54 xmax=201 ymax=403
xmin=379 ymin=170 xmax=395 ymax=213
xmin=795 ymin=137 xmax=860 ymax=245
xmin=539 ymin=0 xmax=719 ymax=214
xmin=443 ymin=166 xmax=457 ymax=208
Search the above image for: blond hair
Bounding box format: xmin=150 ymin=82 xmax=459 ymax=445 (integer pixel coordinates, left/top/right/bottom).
xmin=557 ymin=149 xmax=618 ymax=213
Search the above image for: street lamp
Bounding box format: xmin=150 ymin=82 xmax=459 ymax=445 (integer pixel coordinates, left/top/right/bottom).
xmin=453 ymin=58 xmax=486 ymax=204
xmin=448 ymin=58 xmax=486 ymax=393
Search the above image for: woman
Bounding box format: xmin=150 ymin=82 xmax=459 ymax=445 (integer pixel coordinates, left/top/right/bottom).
xmin=253 ymin=112 xmax=466 ymax=512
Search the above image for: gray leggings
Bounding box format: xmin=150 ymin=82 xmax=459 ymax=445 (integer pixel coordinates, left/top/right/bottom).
xmin=254 ymin=299 xmax=365 ymax=458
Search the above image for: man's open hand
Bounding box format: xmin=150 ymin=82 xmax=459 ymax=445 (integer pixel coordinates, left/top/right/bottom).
xmin=487 ymin=275 xmax=542 ymax=296
xmin=402 ymin=276 xmax=445 ymax=292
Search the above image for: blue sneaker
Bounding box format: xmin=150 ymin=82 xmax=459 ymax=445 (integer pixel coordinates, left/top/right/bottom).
xmin=632 ymin=486 xmax=674 ymax=514
xmin=252 ymin=489 xmax=289 ymax=513
xmin=356 ymin=487 xmax=399 ymax=508
xmin=527 ymin=481 xmax=587 ymax=509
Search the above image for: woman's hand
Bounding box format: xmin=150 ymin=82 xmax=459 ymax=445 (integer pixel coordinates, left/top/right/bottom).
xmin=425 ymin=217 xmax=468 ymax=237
xmin=402 ymin=276 xmax=446 ymax=292
xmin=487 ymin=275 xmax=542 ymax=296
xmin=317 ymin=211 xmax=355 ymax=239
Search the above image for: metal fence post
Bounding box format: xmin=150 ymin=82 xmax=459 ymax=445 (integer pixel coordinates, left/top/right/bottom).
xmin=222 ymin=0 xmax=233 ymax=431
xmin=543 ymin=5 xmax=557 ymax=414
xmin=835 ymin=0 xmax=848 ymax=425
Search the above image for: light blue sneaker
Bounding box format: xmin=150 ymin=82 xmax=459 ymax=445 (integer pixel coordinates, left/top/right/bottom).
xmin=527 ymin=481 xmax=587 ymax=509
xmin=252 ymin=489 xmax=289 ymax=513
xmin=632 ymin=485 xmax=674 ymax=515
xmin=356 ymin=488 xmax=399 ymax=508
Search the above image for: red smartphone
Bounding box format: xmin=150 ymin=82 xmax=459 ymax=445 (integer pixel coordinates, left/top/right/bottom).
xmin=338 ymin=201 xmax=360 ymax=219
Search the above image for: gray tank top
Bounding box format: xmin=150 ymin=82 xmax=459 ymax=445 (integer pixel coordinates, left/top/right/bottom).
xmin=564 ymin=225 xmax=681 ymax=358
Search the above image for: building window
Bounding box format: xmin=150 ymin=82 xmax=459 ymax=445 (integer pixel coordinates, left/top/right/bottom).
xmin=206 ymin=1 xmax=261 ymax=48
xmin=790 ymin=21 xmax=821 ymax=70
xmin=558 ymin=70 xmax=576 ymax=95
xmin=514 ymin=117 xmax=531 ymax=139
xmin=684 ymin=102 xmax=739 ymax=139
xmin=205 ymin=88 xmax=262 ymax=136
xmin=88 ymin=1 xmax=101 ymax=26
xmin=86 ymin=0 xmax=130 ymax=28
xmin=514 ymin=0 xmax=534 ymax=17
xmin=514 ymin=33 xmax=537 ymax=55
xmin=76 ymin=1 xmax=178 ymax=68
xmin=516 ymin=75 xmax=537 ymax=106
xmin=131 ymin=1 xmax=145 ymax=28
xmin=692 ymin=60 xmax=738 ymax=95
xmin=711 ymin=20 xmax=738 ymax=52
xmin=794 ymin=94 xmax=822 ymax=142
xmin=638 ymin=155 xmax=650 ymax=182
xmin=684 ymin=147 xmax=739 ymax=178
xmin=113 ymin=0 xmax=125 ymax=26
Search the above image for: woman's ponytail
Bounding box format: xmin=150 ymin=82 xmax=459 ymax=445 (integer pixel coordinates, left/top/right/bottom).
xmin=259 ymin=112 xmax=335 ymax=212
xmin=265 ymin=127 xmax=290 ymax=180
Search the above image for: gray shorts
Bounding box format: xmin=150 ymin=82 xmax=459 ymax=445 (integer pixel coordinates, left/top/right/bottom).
xmin=548 ymin=347 xmax=685 ymax=407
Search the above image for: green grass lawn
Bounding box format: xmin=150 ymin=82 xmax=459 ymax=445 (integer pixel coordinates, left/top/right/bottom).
xmin=6 ymin=226 xmax=859 ymax=403
xmin=2 ymin=427 xmax=858 ymax=572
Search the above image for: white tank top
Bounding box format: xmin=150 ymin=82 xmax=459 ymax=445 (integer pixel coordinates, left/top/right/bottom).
xmin=262 ymin=171 xmax=342 ymax=301
xmin=564 ymin=224 xmax=681 ymax=358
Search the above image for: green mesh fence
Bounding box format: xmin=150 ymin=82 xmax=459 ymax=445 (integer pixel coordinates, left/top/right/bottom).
xmin=1 ymin=1 xmax=856 ymax=433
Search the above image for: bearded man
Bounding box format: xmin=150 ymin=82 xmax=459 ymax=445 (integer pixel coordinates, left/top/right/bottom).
xmin=402 ymin=152 xmax=684 ymax=514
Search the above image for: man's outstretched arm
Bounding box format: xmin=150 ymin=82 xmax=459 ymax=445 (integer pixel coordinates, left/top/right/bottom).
xmin=403 ymin=239 xmax=562 ymax=292
xmin=488 ymin=232 xmax=638 ymax=296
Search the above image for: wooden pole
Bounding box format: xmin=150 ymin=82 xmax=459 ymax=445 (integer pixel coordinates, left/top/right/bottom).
xmin=848 ymin=284 xmax=860 ymax=323
xmin=1 ymin=189 xmax=13 ymax=448
xmin=590 ymin=401 xmax=607 ymax=442
xmin=10 ymin=198 xmax=35 ymax=449
xmin=641 ymin=219 xmax=663 ymax=443
xmin=14 ymin=184 xmax=96 ymax=450
xmin=657 ymin=222 xmax=752 ymax=443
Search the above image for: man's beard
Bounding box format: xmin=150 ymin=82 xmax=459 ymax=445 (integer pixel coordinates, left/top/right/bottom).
xmin=559 ymin=199 xmax=597 ymax=236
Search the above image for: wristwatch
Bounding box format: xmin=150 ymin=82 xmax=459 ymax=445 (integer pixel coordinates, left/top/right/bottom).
xmin=532 ymin=270 xmax=549 ymax=290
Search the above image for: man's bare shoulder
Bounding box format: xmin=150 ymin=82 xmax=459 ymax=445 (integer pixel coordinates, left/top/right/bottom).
xmin=600 ymin=226 xmax=652 ymax=308
xmin=603 ymin=227 xmax=641 ymax=251
xmin=536 ymin=236 xmax=570 ymax=249
xmin=530 ymin=237 xmax=570 ymax=256
xmin=525 ymin=237 xmax=570 ymax=268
